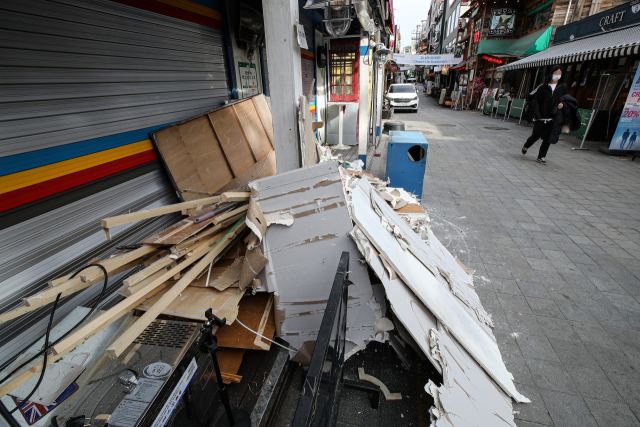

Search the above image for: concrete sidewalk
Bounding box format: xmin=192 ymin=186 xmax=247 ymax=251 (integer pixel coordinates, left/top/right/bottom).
xmin=382 ymin=94 xmax=640 ymax=427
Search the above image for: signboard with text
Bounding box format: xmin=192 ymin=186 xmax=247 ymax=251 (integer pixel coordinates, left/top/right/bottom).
xmin=489 ymin=8 xmax=516 ymax=36
xmin=392 ymin=53 xmax=458 ymax=66
xmin=239 ymin=62 xmax=258 ymax=97
xmin=609 ymin=67 xmax=640 ymax=150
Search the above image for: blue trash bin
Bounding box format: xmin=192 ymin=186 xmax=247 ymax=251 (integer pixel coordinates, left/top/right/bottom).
xmin=385 ymin=131 xmax=428 ymax=197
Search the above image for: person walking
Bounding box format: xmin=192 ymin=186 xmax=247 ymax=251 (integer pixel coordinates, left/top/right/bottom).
xmin=522 ymin=65 xmax=568 ymax=164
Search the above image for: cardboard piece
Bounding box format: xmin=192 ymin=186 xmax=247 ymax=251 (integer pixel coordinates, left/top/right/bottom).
xmin=250 ymin=162 xmax=379 ymax=350
xmin=151 ymin=95 xmax=276 ymax=201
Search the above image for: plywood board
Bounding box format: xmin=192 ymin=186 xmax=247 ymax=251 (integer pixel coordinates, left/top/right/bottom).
xmin=151 ymin=95 xmax=275 ymax=201
xmin=215 ymin=293 xmax=275 ymax=350
xmin=349 ymin=179 xmax=527 ymax=403
xmin=136 ymin=286 xmax=245 ymax=322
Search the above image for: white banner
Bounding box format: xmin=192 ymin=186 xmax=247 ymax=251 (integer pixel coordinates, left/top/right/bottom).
xmin=393 ymin=54 xmax=458 ymax=66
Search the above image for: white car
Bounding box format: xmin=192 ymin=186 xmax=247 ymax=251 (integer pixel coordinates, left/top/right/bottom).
xmin=386 ymin=84 xmax=419 ymax=112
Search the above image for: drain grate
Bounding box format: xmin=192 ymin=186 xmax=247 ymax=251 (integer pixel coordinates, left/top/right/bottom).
xmin=484 ymin=127 xmax=509 ymax=130
xmin=134 ymin=320 xmax=198 ymax=348
xmin=436 ymin=124 xmax=456 ymax=127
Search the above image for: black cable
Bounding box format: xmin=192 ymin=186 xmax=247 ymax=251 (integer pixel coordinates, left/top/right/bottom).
xmin=1 ymin=264 xmax=109 ymax=415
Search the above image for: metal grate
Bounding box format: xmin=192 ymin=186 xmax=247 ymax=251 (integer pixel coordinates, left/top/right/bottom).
xmin=134 ymin=320 xmax=198 ymax=348
xmin=436 ymin=124 xmax=456 ymax=127
xmin=484 ymin=127 xmax=509 ymax=130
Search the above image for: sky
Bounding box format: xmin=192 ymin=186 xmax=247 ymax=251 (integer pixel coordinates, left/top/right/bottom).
xmin=393 ymin=0 xmax=431 ymax=49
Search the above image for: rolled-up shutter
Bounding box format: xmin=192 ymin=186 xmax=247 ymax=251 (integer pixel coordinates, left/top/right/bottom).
xmin=0 ymin=0 xmax=231 ymax=364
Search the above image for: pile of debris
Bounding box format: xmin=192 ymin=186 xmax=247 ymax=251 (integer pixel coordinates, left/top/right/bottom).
xmin=0 ymin=94 xmax=527 ymax=427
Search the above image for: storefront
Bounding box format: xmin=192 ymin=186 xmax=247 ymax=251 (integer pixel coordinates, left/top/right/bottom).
xmin=497 ymin=1 xmax=640 ymax=144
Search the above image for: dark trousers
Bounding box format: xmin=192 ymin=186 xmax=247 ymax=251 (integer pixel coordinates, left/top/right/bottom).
xmin=524 ymin=121 xmax=553 ymax=159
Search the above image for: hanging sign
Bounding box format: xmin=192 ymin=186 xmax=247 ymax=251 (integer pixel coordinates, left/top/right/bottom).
xmin=489 ymin=8 xmax=516 ymax=35
xmin=481 ymin=54 xmax=504 ymax=64
xmin=238 ymin=62 xmax=259 ymax=97
xmin=392 ymin=53 xmax=458 ymax=66
xmin=610 ymin=66 xmax=640 ymax=150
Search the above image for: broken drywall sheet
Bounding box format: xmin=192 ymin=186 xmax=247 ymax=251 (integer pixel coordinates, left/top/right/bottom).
xmin=348 ymin=179 xmax=527 ymax=403
xmin=368 ymin=189 xmax=493 ymax=332
xmin=427 ymin=327 xmax=517 ymax=427
xmin=350 ymin=226 xmax=442 ymax=373
xmin=249 ymin=162 xmax=378 ymax=350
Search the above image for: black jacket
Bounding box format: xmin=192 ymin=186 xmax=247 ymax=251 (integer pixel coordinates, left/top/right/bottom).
xmin=547 ymin=95 xmax=580 ymax=145
xmin=531 ymin=83 xmax=568 ymax=120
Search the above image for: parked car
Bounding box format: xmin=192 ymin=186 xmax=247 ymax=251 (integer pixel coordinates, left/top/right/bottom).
xmin=406 ymin=77 xmax=417 ymax=84
xmin=385 ymin=84 xmax=419 ymax=113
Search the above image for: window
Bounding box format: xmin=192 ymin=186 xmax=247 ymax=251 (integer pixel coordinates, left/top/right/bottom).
xmin=389 ymin=85 xmax=416 ymax=93
xmin=329 ymin=39 xmax=359 ymax=102
xmin=523 ymin=2 xmax=552 ymax=31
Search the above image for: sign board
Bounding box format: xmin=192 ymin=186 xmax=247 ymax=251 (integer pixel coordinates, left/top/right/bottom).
xmin=238 ymin=62 xmax=259 ymax=97
xmin=393 ymin=53 xmax=458 ymax=66
xmin=296 ymin=24 xmax=308 ymax=49
xmin=609 ymin=66 xmax=640 ymax=150
xmin=489 ymin=8 xmax=516 ymax=36
xmin=568 ymin=108 xmax=595 ymax=139
xmin=555 ymin=0 xmax=640 ymax=43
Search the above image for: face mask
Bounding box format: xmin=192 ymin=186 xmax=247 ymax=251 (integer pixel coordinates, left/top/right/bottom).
xmin=552 ymin=75 xmax=561 ymax=82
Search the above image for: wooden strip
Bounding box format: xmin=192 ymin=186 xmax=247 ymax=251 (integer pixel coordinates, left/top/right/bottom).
xmin=106 ymin=222 xmax=247 ymax=358
xmin=213 ymin=205 xmax=248 ymax=225
xmin=123 ymin=256 xmax=174 ymax=288
xmin=157 ymin=219 xmax=215 ymax=245
xmin=253 ymin=294 xmax=274 ymax=350
xmin=142 ymin=218 xmax=196 ymax=244
xmin=101 ymin=195 xmax=223 ymax=230
xmin=50 ymin=234 xmax=221 ymax=357
xmin=0 ymin=282 xmax=172 ymax=397
xmin=80 ymin=246 xmax=157 ymax=283
xmin=220 ymin=192 xmax=250 ymax=202
xmin=221 ymin=373 xmax=242 ymax=384
xmin=21 ymin=260 xmax=140 ymax=309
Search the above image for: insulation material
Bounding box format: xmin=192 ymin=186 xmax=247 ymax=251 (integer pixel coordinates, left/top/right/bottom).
xmin=348 ymin=178 xmax=527 ymax=403
xmin=368 ymin=181 xmax=493 ymax=333
xmin=151 ymin=95 xmax=276 ymax=202
xmin=427 ymin=327 xmax=517 ymax=427
xmin=250 ymin=162 xmax=379 ymax=350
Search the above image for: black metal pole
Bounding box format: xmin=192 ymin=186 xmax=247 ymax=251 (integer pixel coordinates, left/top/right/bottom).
xmin=0 ymin=400 xmax=20 ymax=427
xmin=210 ymin=346 xmax=235 ymax=426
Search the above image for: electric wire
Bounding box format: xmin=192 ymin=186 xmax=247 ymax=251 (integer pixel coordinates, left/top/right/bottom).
xmin=233 ymin=317 xmax=298 ymax=353
xmin=1 ymin=264 xmax=109 ymax=414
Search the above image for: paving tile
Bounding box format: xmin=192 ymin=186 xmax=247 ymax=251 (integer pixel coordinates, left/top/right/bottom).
xmin=606 ymin=371 xmax=640 ymax=420
xmin=556 ymin=300 xmax=598 ymax=323
xmin=527 ymin=298 xmax=565 ymax=319
xmin=588 ymin=345 xmax=640 ymax=375
xmin=527 ymin=257 xmax=557 ymax=271
xmin=570 ymin=321 xmax=618 ymax=347
xmin=526 ymin=358 xmax=577 ymax=394
xmin=518 ymin=281 xmax=552 ymax=299
xmin=565 ymin=365 xmax=623 ymax=403
xmin=516 ymin=334 xmax=560 ymax=363
xmin=539 ymin=389 xmax=598 ymax=427
xmin=498 ymin=293 xmax=534 ymax=314
xmin=503 ymin=353 xmax=536 ymax=387
xmin=583 ymin=398 xmax=640 ymax=427
xmin=548 ymin=338 xmax=600 ymax=369
xmin=571 ymin=287 xmax=614 ymax=308
xmin=603 ymin=326 xmax=640 ymax=359
xmin=520 ymin=247 xmax=548 ymax=259
xmin=513 ymin=383 xmax=554 ymax=426
xmin=589 ymin=276 xmax=629 ymax=294
xmin=587 ymin=305 xmax=634 ymax=329
xmin=492 ymin=279 xmax=523 ymax=295
xmin=506 ymin=311 xmax=545 ymax=337
xmin=537 ymin=317 xmax=581 ymax=343
xmin=605 ymin=293 xmax=640 ymax=313
xmin=620 ymin=309 xmax=640 ymax=330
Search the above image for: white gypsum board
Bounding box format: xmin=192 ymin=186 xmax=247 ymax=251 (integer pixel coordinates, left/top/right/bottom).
xmin=429 ymin=327 xmax=517 ymax=427
xmin=349 ymin=179 xmax=528 ymax=403
xmin=350 ymin=228 xmax=442 ymax=373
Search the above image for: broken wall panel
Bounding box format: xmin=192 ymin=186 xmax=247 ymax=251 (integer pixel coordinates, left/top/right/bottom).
xmin=250 ymin=162 xmax=378 ymax=350
xmin=151 ymin=95 xmax=275 ymax=201
xmin=427 ymin=327 xmax=517 ymax=427
xmin=348 ymin=178 xmax=527 ymax=403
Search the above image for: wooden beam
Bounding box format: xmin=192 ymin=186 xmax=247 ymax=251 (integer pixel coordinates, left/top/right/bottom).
xmin=123 ymin=255 xmax=174 ymax=288
xmin=0 ymin=282 xmax=172 ymax=397
xmin=50 ymin=234 xmax=222 ymax=358
xmin=213 ymin=205 xmax=249 ymax=225
xmin=106 ymin=221 xmax=247 ymax=358
xmin=80 ymin=246 xmax=157 ymax=283
xmin=100 ymin=196 xmax=223 ymax=231
xmin=220 ymin=192 xmax=251 ymax=202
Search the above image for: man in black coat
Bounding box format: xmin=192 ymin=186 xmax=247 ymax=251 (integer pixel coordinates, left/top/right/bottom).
xmin=522 ymin=65 xmax=568 ymax=164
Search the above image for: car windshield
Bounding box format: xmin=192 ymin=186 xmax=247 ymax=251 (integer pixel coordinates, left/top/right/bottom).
xmin=389 ymin=85 xmax=415 ymax=93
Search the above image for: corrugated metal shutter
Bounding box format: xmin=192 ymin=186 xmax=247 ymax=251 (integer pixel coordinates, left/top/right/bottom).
xmin=0 ymin=0 xmax=231 ymax=365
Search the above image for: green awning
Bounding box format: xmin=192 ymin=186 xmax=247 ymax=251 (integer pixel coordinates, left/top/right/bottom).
xmin=477 ymin=27 xmax=553 ymax=58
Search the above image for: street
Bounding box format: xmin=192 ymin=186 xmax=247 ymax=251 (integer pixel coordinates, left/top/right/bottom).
xmin=363 ymin=93 xmax=640 ymax=427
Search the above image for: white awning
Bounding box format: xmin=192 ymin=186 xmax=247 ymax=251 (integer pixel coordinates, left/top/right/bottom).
xmin=497 ymin=24 xmax=640 ymax=71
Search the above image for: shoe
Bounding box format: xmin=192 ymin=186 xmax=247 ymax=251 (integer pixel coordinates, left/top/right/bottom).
xmin=537 ymin=157 xmax=547 ymax=164
xmin=522 ymin=146 xmax=527 ymax=155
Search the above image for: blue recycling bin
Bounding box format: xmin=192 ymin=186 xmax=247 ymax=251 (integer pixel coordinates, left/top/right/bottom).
xmin=385 ymin=131 xmax=428 ymax=197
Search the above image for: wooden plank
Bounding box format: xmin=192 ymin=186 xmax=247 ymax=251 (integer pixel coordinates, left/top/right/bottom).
xmin=173 ymin=225 xmax=230 ymax=254
xmin=80 ymin=246 xmax=158 ymax=283
xmin=142 ymin=218 xmax=214 ymax=246
xmin=0 ymin=282 xmax=172 ymax=397
xmin=208 ymin=108 xmax=255 ymax=177
xmin=136 ymin=286 xmax=245 ymax=321
xmin=49 ymin=234 xmax=221 ymax=357
xmin=216 ymin=293 xmax=275 ymax=350
xmin=213 ymin=205 xmax=249 ymax=225
xmin=123 ymin=255 xmax=174 ymax=288
xmin=217 ymin=347 xmax=245 ymax=384
xmin=106 ymin=221 xmax=247 ymax=358
xmin=21 ymin=260 xmax=140 ymax=310
xmin=220 ymin=192 xmax=251 ymax=202
xmin=101 ymin=195 xmax=222 ymax=230
xmin=235 ymin=99 xmax=273 ymax=159
xmin=123 ymin=269 xmax=174 ymax=296
xmin=253 ymin=294 xmax=274 ymax=350
xmin=141 ymin=218 xmax=196 ymax=244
